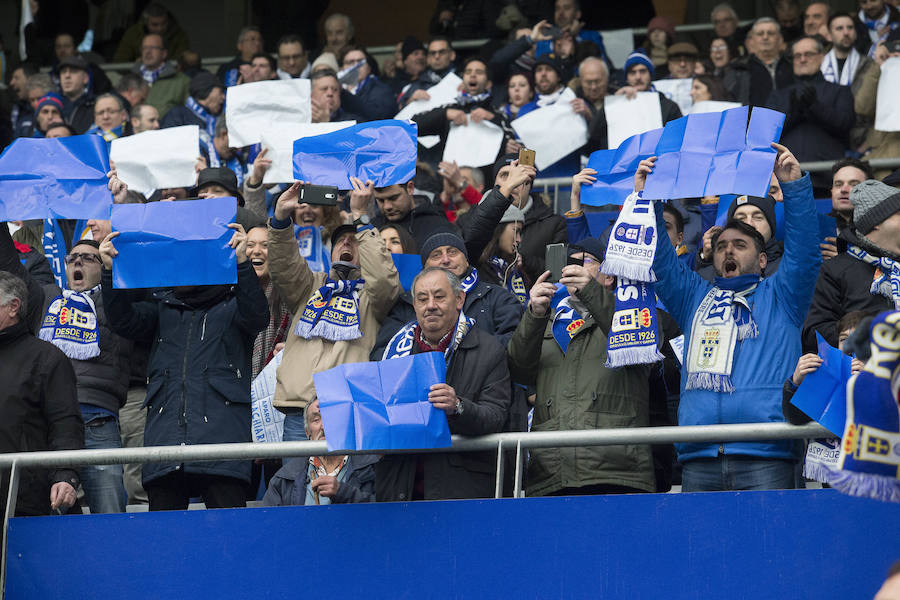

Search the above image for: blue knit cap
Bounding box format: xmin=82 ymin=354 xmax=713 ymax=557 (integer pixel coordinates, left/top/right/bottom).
xmin=624 ymin=48 xmax=654 ymax=77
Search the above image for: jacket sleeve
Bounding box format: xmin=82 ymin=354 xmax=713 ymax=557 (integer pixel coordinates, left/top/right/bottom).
xmin=358 ymin=227 xmax=402 ymax=322
xmin=521 ymin=214 xmax=567 ymax=282
xmin=575 ymin=277 xmax=616 ymax=338
xmin=781 ymin=378 xmax=812 ymax=425
xmin=243 ymin=180 xmax=268 ymax=221
xmin=267 ymin=222 xmax=315 ymax=315
xmin=854 ymin=62 xmax=880 ymax=119
xmin=488 ymin=287 xmax=525 ymax=348
xmin=766 ymin=88 xmax=802 ymax=132
xmin=231 ymin=260 xmax=270 ymax=337
xmin=99 ymin=269 xmax=160 ymax=344
xmin=506 ymin=308 xmax=549 ymax=386
xmin=412 ymin=106 xmax=449 ymax=137
xmin=261 ymin=475 xmax=288 ymax=506
xmin=460 ymin=186 xmax=510 ymax=261
xmin=565 ymin=212 xmax=592 ymax=245
xmin=770 ymin=174 xmax=822 ymax=327
xmin=449 ymin=339 xmax=511 ymax=435
xmin=800 ymin=263 xmax=842 ymax=351
xmin=333 ymin=463 xmax=376 ymax=503
xmin=0 ymin=223 xmax=47 ymax=332
xmin=369 ymin=299 xmax=417 ymax=360
xmin=489 ymin=37 xmax=532 ymax=85
xmin=807 ymin=85 xmax=855 ymax=141
xmin=43 ymin=347 xmax=84 ymax=488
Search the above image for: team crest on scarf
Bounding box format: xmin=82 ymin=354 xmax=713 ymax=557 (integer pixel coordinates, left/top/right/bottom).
xmin=601 ymin=192 xmax=658 ymax=282
xmin=487 ymin=257 xmax=526 ymax=305
xmin=847 ymin=245 xmax=900 ymax=309
xmin=295 ymin=225 xmax=330 ymax=273
xmin=607 ymin=278 xmax=664 ymax=367
xmin=295 ymin=278 xmax=364 ymax=341
xmin=39 ymin=288 xmax=101 ymax=360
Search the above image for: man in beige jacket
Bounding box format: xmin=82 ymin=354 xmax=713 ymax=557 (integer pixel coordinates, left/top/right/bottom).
xmin=268 ymin=179 xmax=401 ymax=440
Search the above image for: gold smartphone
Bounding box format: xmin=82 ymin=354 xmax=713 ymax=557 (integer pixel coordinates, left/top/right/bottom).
xmin=518 ymin=148 xmax=536 ymax=167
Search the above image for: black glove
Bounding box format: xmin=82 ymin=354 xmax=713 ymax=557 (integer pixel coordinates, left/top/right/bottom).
xmin=797 ymin=82 xmax=817 ymax=106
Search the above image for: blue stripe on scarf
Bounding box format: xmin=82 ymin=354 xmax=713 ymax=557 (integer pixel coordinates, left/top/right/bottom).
xmin=186 ymin=96 xmax=218 ymax=141
xmin=39 ymin=289 xmax=101 ymax=360
xmin=294 ymin=225 xmax=331 ymax=273
xmin=550 ymin=285 xmax=586 ymax=354
xmin=42 ymin=217 xmax=90 ymax=289
xmin=606 ymin=278 xmax=664 ymax=367
xmin=295 ymin=278 xmax=364 ymax=341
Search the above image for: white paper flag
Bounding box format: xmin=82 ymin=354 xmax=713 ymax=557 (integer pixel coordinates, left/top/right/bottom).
xmin=251 ymin=351 xmax=285 ymax=443
xmin=442 ymin=119 xmax=504 ymax=167
xmin=689 ymin=100 xmax=742 ymax=114
xmin=110 ymin=125 xmax=199 ymax=196
xmin=260 ymin=121 xmax=356 ymax=184
xmin=395 ymin=72 xmax=464 ymax=120
xmin=875 ymin=57 xmax=900 ymax=132
xmin=604 ymin=92 xmax=663 ymax=149
xmin=653 ymin=78 xmax=694 ymax=115
xmin=225 ymin=79 xmax=311 ymax=148
xmin=511 ymin=95 xmax=588 ymax=170
xmin=602 ymin=28 xmax=635 ymax=70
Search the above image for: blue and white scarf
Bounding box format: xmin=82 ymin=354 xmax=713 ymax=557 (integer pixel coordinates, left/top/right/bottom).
xmin=847 ymin=245 xmax=900 ymax=309
xmin=832 ymin=310 xmax=900 ymax=503
xmin=186 ymin=95 xmax=218 ymax=141
xmin=139 ymin=64 xmax=163 ymax=84
xmin=86 ymin=123 xmax=123 ymax=142
xmin=208 ymin=147 xmax=246 ymax=188
xmin=607 ymin=278 xmax=664 ymax=367
xmin=295 ymin=278 xmax=364 ymax=341
xmin=549 ymin=284 xmax=587 ymax=354
xmin=460 ymin=267 xmax=479 ymax=293
xmin=223 ymin=67 xmax=239 ymax=88
xmin=42 ymin=218 xmax=90 ymax=289
xmin=382 ymin=310 xmax=475 ymax=363
xmin=294 ymin=225 xmax=330 ymax=273
xmin=601 ymin=191 xmax=658 ymax=282
xmin=685 ymin=274 xmax=760 ymax=392
xmin=39 ymin=287 xmax=101 ymax=360
xmin=487 ymin=256 xmax=526 ymax=305
xmin=455 ymin=90 xmax=492 ymax=107
xmin=820 ymin=47 xmax=861 ymax=86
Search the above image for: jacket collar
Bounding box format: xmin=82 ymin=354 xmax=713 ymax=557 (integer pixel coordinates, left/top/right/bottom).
xmin=0 ymin=320 xmax=30 ymax=347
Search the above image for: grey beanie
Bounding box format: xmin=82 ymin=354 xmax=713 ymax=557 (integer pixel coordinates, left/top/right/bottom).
xmin=420 ymin=231 xmax=468 ymax=265
xmin=851 ymin=179 xmax=900 ymax=234
xmin=499 ymin=204 xmax=525 ymax=224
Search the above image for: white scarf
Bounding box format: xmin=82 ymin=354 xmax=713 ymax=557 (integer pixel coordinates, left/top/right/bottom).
xmin=821 ymin=47 xmax=861 ymax=86
xmin=860 ymin=7 xmax=890 ymax=43
xmin=601 ymin=191 xmax=658 ymax=282
xmin=537 ymin=86 xmax=575 ymax=107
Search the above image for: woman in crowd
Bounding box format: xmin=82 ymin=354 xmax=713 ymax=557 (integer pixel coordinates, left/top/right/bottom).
xmin=709 ymin=38 xmax=732 ymax=77
xmin=689 ymin=74 xmax=732 ymax=104
xmin=378 ymin=224 xmax=418 ymax=255
xmin=246 ymin=224 xmax=293 ymax=379
xmin=477 ymin=205 xmax=529 ymax=306
xmin=500 ymin=71 xmax=538 ymax=120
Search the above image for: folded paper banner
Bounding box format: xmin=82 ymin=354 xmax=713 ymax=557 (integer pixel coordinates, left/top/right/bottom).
xmin=442 ymin=119 xmax=504 ymax=167
xmin=293 ymin=120 xmax=418 ymax=189
xmin=580 ymin=127 xmax=663 ymax=206
xmin=110 ymin=197 xmax=237 ymax=288
xmin=0 ymin=134 xmax=112 ymax=221
xmin=314 ymin=352 xmax=451 ymax=452
xmin=391 ymin=253 xmax=423 ymax=292
xmin=260 ymin=121 xmax=356 ymax=184
xmin=604 ymin=92 xmax=663 ymax=150
xmin=689 ymin=100 xmax=742 ymax=114
xmin=790 ymin=333 xmax=852 ymax=437
xmin=225 ymin=79 xmax=312 ymax=147
xmin=511 ymin=89 xmax=589 ymax=170
xmin=875 ymin=57 xmax=900 ymax=132
xmin=395 ymin=72 xmax=463 ymax=121
xmin=110 ymin=125 xmax=199 ymax=197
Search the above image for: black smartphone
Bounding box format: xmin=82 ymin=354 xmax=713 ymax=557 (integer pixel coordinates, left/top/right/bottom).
xmin=542 ymin=25 xmax=564 ymax=39
xmin=300 ymin=184 xmax=339 ymax=206
xmin=545 ymin=243 xmax=567 ymax=282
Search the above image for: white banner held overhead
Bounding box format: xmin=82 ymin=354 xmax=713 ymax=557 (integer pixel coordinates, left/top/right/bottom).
xmin=395 ymin=72 xmax=463 ymax=120
xmin=225 ymin=79 xmax=312 ymax=148
xmin=259 ymin=121 xmax=356 ymax=184
xmin=110 ymin=125 xmax=199 ymax=197
xmin=876 ymin=57 xmax=900 ymax=132
xmin=511 ymin=92 xmax=588 ymax=170
xmin=654 ymin=78 xmax=693 ymax=115
xmin=442 ymin=119 xmax=504 ymax=167
xmin=604 ymin=92 xmax=663 ymax=149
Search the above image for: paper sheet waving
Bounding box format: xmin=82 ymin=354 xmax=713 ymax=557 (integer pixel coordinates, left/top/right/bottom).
xmin=225 ymin=79 xmax=312 ymax=147
xmin=442 ymin=119 xmax=504 ymax=167
xmin=653 ymin=78 xmax=694 ymax=115
xmin=251 ymin=351 xmax=286 ymax=443
xmin=512 ymin=97 xmax=589 ymax=170
xmin=395 ymin=72 xmax=464 ymax=120
xmin=875 ymin=57 xmax=900 ymax=132
xmin=604 ymin=92 xmax=663 ymax=149
xmin=689 ymin=101 xmax=742 ymax=114
xmin=110 ymin=125 xmax=199 ymax=196
xmin=260 ymin=121 xmax=356 ymax=184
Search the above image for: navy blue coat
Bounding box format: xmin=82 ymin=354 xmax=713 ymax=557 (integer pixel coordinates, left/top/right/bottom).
xmin=101 ymin=262 xmax=268 ymax=484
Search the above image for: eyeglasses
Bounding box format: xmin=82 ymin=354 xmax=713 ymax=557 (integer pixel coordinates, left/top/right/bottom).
xmin=792 ymin=51 xmax=821 ymax=60
xmin=710 ymin=44 xmax=728 ymax=51
xmin=65 ymin=253 xmax=102 ymax=265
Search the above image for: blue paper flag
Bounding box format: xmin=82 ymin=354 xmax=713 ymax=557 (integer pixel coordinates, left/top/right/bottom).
xmin=110 ymin=197 xmax=237 ymax=289
xmin=0 ymin=135 xmax=112 ymax=221
xmin=295 ymin=225 xmax=330 ymax=273
xmin=314 ymin=352 xmax=451 ymax=452
xmin=391 ymin=253 xmax=423 ymax=292
xmin=293 ymin=120 xmax=418 ymax=190
xmin=790 ymin=332 xmax=852 ymax=437
xmin=581 ymin=128 xmax=662 ymax=206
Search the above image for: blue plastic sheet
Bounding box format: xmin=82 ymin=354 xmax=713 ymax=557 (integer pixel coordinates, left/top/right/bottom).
xmin=0 ymin=135 xmax=112 ymax=221
xmin=293 ymin=120 xmax=418 ymax=190
xmin=110 ymin=197 xmax=237 ymax=289
xmin=392 ymin=253 xmax=423 ymax=292
xmin=581 ymin=107 xmax=785 ymax=205
xmin=314 ymin=352 xmax=451 ymax=452
xmin=790 ymin=333 xmax=852 ymax=437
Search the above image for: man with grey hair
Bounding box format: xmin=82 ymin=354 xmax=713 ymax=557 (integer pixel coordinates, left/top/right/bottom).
xmin=376 ymin=266 xmax=512 ymax=501
xmin=727 ymin=17 xmax=793 ymax=105
xmin=217 ymin=26 xmax=264 ymax=87
xmin=323 ymin=14 xmax=355 ymax=57
xmin=0 ymin=265 xmax=83 ymax=516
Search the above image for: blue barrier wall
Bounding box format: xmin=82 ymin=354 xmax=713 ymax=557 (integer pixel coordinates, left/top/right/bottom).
xmin=6 ymin=489 xmax=899 ymax=599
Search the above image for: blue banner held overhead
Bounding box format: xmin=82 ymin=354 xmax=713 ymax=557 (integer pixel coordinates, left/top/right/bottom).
xmin=790 ymin=332 xmax=852 ymax=437
xmin=0 ymin=135 xmax=113 ymax=221
xmin=581 ymin=128 xmax=663 ymax=207
xmin=314 ymin=352 xmax=451 ymax=452
xmin=391 ymin=253 xmax=423 ymax=292
xmin=110 ymin=197 xmax=237 ymax=289
xmin=293 ymin=119 xmax=418 ymax=190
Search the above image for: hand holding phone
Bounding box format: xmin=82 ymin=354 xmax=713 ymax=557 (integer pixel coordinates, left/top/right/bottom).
xmin=545 ymin=243 xmax=567 ymax=283
xmin=300 ymin=184 xmax=339 ymax=206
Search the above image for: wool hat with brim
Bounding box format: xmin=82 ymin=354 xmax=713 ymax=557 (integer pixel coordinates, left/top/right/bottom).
xmin=330 ymin=224 xmax=358 ymax=248
xmin=667 ymin=41 xmax=699 ymax=58
xmin=58 ymin=55 xmax=90 ymax=72
xmin=851 ymin=179 xmax=900 ymax=235
xmin=190 ymin=71 xmax=223 ymax=100
xmin=420 ymin=231 xmax=468 ymax=266
xmin=727 ymin=194 xmax=777 ymax=237
xmin=569 ymin=238 xmax=606 ymax=262
xmin=192 ymin=167 xmax=245 ymax=206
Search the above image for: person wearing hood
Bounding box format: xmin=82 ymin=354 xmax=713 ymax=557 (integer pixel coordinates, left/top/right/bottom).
xmin=694 ymin=194 xmax=784 ymax=282
xmin=267 ymin=180 xmax=401 ymax=442
xmin=765 ymin=36 xmax=854 ymax=194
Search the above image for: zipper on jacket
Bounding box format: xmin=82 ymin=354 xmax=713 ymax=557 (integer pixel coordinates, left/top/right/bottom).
xmin=180 ymin=313 xmax=196 ymax=434
xmin=200 ymin=313 xmax=208 ymax=341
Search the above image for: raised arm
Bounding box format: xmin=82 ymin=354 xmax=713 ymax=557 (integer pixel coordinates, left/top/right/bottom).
xmin=267 ymin=182 xmax=317 ymax=314
xmin=99 ymin=232 xmax=160 ymax=344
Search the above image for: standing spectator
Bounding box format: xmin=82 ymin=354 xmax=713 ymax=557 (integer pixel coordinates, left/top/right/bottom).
xmin=48 ymin=33 xmax=111 ymax=96
xmin=398 ymin=37 xmax=457 ymax=107
xmin=690 ymin=74 xmax=732 ymax=103
xmin=475 ymin=205 xmax=528 ymax=303
xmin=709 ymin=3 xmax=747 ymax=56
xmin=821 ymin=157 xmax=873 ymax=257
xmin=387 ymin=37 xmax=427 ymax=95
xmin=217 ymin=26 xmax=264 ymax=87
xmin=58 ymin=56 xmax=95 ymax=135
xmin=338 ymin=45 xmax=396 ymax=121
xmin=858 ymin=0 xmax=900 ymax=50
xmin=31 ymin=93 xmax=65 ymax=138
xmin=130 ymin=104 xmax=160 ymax=134
xmin=775 ymin=0 xmax=804 ymax=44
xmin=245 ymin=225 xmax=293 ymax=380
xmin=642 ymin=143 xmax=820 ymax=491
xmin=726 ymin=18 xmax=793 ymax=106
xmin=822 ymin=13 xmax=873 ymax=90
xmin=666 ymin=42 xmax=700 ymax=80
xmin=276 ymin=35 xmax=310 ymax=80
xmin=133 ymin=33 xmax=190 ymax=119
xmin=643 ymin=16 xmax=675 ymax=72
xmin=429 ymin=0 xmax=503 ymax=40
xmin=854 ymin=37 xmax=900 ymax=179
xmin=322 ymin=14 xmax=355 ymax=57
xmin=114 ymin=2 xmax=191 ymax=63
xmin=160 ymin=72 xmax=225 ymax=158
xmin=87 ymin=94 xmax=128 ymax=141
xmin=248 ymin=53 xmax=278 ymax=83
xmin=99 ymin=224 xmax=268 ymax=510
xmin=309 ymin=69 xmax=359 ymax=123
xmin=709 ymin=38 xmax=733 ymax=76
xmin=370 ymin=179 xmax=452 ymax=250
xmin=9 ymin=63 xmax=38 ymax=138
xmin=499 ymin=71 xmax=538 ymax=120
xmin=376 ymin=268 xmax=511 ymax=501
xmin=614 ymin=50 xmax=683 ymax=124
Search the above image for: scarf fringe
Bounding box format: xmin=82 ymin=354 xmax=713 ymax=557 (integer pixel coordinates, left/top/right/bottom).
xmin=737 ymin=319 xmax=758 ymax=340
xmin=37 ymin=330 xmax=101 ymax=360
xmin=802 ymin=461 xmax=838 ymax=485
xmin=599 ymin=259 xmax=657 ymax=283
xmin=605 ymin=347 xmax=664 ymax=369
xmin=685 ymin=371 xmax=735 ymax=393
xmin=295 ymin=320 xmax=363 ymax=342
xmin=829 ymin=469 xmax=900 ymax=503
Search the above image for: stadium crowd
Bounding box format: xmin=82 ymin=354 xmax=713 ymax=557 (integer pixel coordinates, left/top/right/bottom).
xmin=1 ymin=0 xmax=900 ymax=515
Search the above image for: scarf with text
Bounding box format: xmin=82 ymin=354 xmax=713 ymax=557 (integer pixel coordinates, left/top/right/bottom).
xmin=460 ymin=267 xmax=479 ymax=293
xmin=294 ymin=225 xmax=330 ymax=273
xmin=454 ymin=90 xmax=492 ymax=107
xmin=382 ymin=310 xmax=475 ymax=365
xmin=601 ymin=191 xmax=658 ymax=282
xmin=685 ymin=274 xmax=760 ymax=392
xmin=607 ymin=278 xmax=664 ymax=368
xmin=821 ymin=47 xmax=861 ymax=86
xmin=487 ymin=256 xmax=527 ymax=305
xmin=39 ymin=287 xmax=101 ymax=360
xmin=295 ymin=277 xmax=364 ymax=341
xmin=847 ymin=245 xmax=900 ymax=309
xmin=550 ymin=284 xmax=587 ymax=354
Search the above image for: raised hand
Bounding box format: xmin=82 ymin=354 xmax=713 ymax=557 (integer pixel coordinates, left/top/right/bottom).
xmin=634 ymin=156 xmax=657 ymax=193
xmin=570 ymin=167 xmax=598 ymax=212
xmin=248 ymin=148 xmax=272 ymax=186
xmin=99 ymin=231 xmax=120 ymax=269
xmin=274 ymin=181 xmax=302 ymax=221
xmin=771 ymin=142 xmax=801 ymax=183
xmin=228 ymin=223 xmax=248 ymax=263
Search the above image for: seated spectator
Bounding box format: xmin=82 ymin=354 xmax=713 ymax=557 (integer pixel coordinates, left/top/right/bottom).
xmin=114 ymin=2 xmax=191 ymax=63
xmin=161 ymin=72 xmax=225 ymax=154
xmin=641 ymin=143 xmax=820 ymax=491
xmin=820 ymin=158 xmax=873 ymax=259
xmin=338 ymin=45 xmax=396 ymax=121
xmin=130 ymin=103 xmax=160 ymax=134
xmin=855 ymin=38 xmax=900 ymax=179
xmin=803 ymin=1 xmax=830 ymax=38
xmin=193 ymin=167 xmax=266 ymax=228
xmin=709 ymin=3 xmax=747 ymax=57
xmin=58 ymin=56 xmax=95 ymax=135
xmin=387 ymin=36 xmax=426 ymax=95
xmin=398 ymin=37 xmax=456 ymax=107
xmin=114 ymin=73 xmax=150 ymax=115
xmin=133 ymin=33 xmax=190 ymax=119
xmin=665 ymin=42 xmax=699 ymax=80
xmin=709 ymin=37 xmax=732 ymax=77
xmin=500 ymin=71 xmax=538 ymax=120
xmin=48 ymin=33 xmax=112 ymax=96
xmin=323 ymin=14 xmax=355 ymax=57
xmin=276 ymin=34 xmax=310 ymax=80
xmin=201 ymin=116 xmax=250 ymax=186
xmin=775 ymin=0 xmax=804 ymax=44
xmin=217 ymin=26 xmax=263 ymax=87
xmin=44 ymin=122 xmax=76 ymax=139
xmin=248 ymin=52 xmax=277 ymax=82
xmin=821 ymin=13 xmax=872 ymax=90
xmin=725 ymin=18 xmax=793 ymax=106
xmin=376 ymin=268 xmax=512 ymax=501
xmin=9 ymin=64 xmax=38 ymax=138
xmin=379 ymin=224 xmax=418 ymax=254
xmin=311 ymin=53 xmax=339 ymax=75
xmin=262 ymin=399 xmax=376 ymax=506
xmin=267 ymin=181 xmax=401 ymax=441
xmin=690 ymin=74 xmax=732 ymax=103
xmin=614 ymin=50 xmax=683 ymax=124
xmin=87 ymin=93 xmax=128 ymax=141
xmin=371 ymin=179 xmax=452 ymax=249
xmin=310 ymin=69 xmax=359 ymax=123
xmin=508 ymin=239 xmax=657 ymax=496
xmin=858 ymin=0 xmax=900 ymax=53
xmin=31 ymin=93 xmax=66 ymax=138
xmin=766 ymin=36 xmax=854 ymax=193
xmin=99 ymin=223 xmax=268 ymax=510
xmin=436 ymin=161 xmax=484 ymax=223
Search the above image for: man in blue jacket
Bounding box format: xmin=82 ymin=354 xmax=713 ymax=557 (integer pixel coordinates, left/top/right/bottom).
xmin=636 ymin=142 xmax=821 ymax=491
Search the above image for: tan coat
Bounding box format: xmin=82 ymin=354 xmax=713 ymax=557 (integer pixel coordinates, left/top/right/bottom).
xmin=855 ymin=61 xmax=900 ymax=179
xmin=267 ymin=224 xmax=401 ymax=412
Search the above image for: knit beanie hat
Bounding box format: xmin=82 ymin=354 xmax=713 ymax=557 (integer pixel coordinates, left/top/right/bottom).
xmin=401 ymin=36 xmax=425 ymax=61
xmin=624 ymin=49 xmax=655 ymax=77
xmin=500 ymin=204 xmax=526 ymax=224
xmin=36 ymin=92 xmax=65 ymax=114
xmin=569 ymin=238 xmax=606 ymax=262
xmin=727 ymin=194 xmax=777 ymax=237
xmin=312 ymin=52 xmax=339 ymax=73
xmin=190 ymin=71 xmax=223 ymax=100
xmin=851 ymin=179 xmax=900 ymax=234
xmin=420 ymin=231 xmax=468 ymax=265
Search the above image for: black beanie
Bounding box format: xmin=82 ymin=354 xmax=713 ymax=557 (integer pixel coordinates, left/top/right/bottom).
xmin=190 ymin=71 xmax=223 ymax=100
xmin=401 ymin=36 xmax=425 ymax=61
xmin=420 ymin=231 xmax=468 ymax=266
xmin=727 ymin=194 xmax=777 ymax=238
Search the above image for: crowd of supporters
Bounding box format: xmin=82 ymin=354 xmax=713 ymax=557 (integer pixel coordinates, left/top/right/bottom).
xmin=1 ymin=0 xmax=900 ymax=516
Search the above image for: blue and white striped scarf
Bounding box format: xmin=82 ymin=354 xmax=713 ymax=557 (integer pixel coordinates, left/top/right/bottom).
xmin=39 ymin=287 xmax=101 ymax=360
xmin=847 ymin=245 xmax=900 ymax=309
xmin=295 ymin=278 xmax=364 ymax=341
xmin=382 ymin=310 xmax=475 ymax=363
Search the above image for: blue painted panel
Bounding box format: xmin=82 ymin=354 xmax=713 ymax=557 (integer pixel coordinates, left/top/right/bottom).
xmin=6 ymin=490 xmax=899 ymax=599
